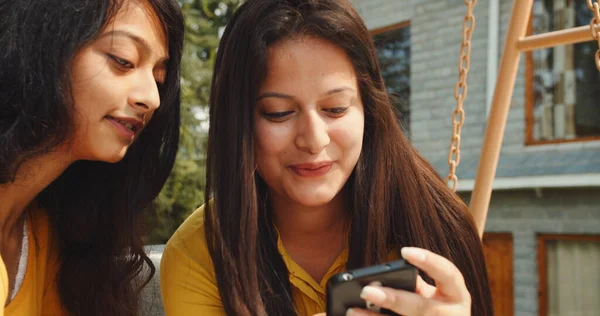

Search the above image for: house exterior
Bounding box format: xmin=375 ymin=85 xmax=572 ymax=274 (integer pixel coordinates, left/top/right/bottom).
xmin=349 ymin=0 xmax=600 ymax=315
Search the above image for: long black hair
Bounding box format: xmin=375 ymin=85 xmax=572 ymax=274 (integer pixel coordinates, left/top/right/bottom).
xmin=205 ymin=0 xmax=493 ymax=315
xmin=0 ymin=0 xmax=184 ymax=314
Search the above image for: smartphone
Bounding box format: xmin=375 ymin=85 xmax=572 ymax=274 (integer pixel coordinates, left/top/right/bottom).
xmin=325 ymin=259 xmax=418 ymax=316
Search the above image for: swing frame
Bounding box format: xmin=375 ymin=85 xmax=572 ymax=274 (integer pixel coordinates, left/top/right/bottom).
xmin=468 ymin=0 xmax=600 ymax=238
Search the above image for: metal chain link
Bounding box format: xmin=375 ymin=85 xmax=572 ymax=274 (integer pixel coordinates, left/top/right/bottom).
xmin=587 ymin=0 xmax=600 ymax=70
xmin=446 ymin=0 xmax=478 ymax=192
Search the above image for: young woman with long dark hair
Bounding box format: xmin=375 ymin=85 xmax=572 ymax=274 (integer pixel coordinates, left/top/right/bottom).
xmin=161 ymin=0 xmax=493 ymax=315
xmin=0 ymin=0 xmax=183 ymax=314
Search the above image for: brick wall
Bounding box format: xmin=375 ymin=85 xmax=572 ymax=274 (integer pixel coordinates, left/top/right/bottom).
xmin=350 ymin=1 xmax=600 ymax=315
xmin=468 ymin=188 xmax=600 ymax=316
xmin=351 ymin=0 xmax=600 ymax=178
xmin=351 ymin=0 xmax=490 ymax=164
xmin=350 ymin=0 xmax=413 ymax=30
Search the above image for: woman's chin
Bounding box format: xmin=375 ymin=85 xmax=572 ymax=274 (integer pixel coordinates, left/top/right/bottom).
xmin=102 ymin=155 xmax=126 ymax=163
xmin=291 ymin=192 xmax=338 ymax=207
xmin=89 ymin=147 xmax=129 ymax=163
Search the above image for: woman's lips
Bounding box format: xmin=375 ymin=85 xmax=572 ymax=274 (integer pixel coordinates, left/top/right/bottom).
xmin=105 ymin=116 xmax=136 ymax=141
xmin=288 ymin=162 xmax=333 ymax=177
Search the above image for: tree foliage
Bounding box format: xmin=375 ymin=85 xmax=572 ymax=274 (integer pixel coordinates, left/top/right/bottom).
xmin=146 ymin=0 xmax=241 ymax=244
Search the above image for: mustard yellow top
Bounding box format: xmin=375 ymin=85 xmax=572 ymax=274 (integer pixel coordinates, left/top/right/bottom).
xmin=160 ymin=206 xmax=399 ymax=316
xmin=2 ymin=208 xmax=65 ymax=316
xmin=0 ymin=256 xmax=7 ymax=316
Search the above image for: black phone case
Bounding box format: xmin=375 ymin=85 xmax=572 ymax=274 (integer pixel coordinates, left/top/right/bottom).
xmin=325 ymin=259 xmax=418 ymax=316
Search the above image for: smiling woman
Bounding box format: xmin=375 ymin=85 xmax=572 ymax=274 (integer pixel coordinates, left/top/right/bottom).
xmin=69 ymin=4 xmax=170 ymax=162
xmin=160 ymin=1 xmax=492 ymax=316
xmin=0 ymin=0 xmax=183 ymax=315
xmin=254 ymin=37 xmax=365 ymax=208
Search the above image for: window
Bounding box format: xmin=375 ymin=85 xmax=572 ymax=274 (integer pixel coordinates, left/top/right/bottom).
xmin=537 ymin=234 xmax=600 ymax=316
xmin=527 ymin=0 xmax=600 ymax=144
xmin=373 ymin=22 xmax=411 ymax=136
xmin=482 ymin=233 xmax=514 ymax=316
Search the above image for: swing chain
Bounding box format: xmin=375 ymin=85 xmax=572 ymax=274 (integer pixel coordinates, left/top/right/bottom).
xmin=446 ymin=0 xmax=477 ymax=192
xmin=587 ymin=0 xmax=600 ymax=70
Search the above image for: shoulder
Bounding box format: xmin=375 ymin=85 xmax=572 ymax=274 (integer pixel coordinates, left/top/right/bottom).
xmin=161 ymin=205 xmax=225 ymax=313
xmin=164 ymin=205 xmax=209 ymax=258
xmin=161 ymin=204 xmax=214 ymax=279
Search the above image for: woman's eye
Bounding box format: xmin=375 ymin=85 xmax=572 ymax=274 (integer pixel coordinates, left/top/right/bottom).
xmin=324 ymin=107 xmax=349 ymax=115
xmin=108 ymin=54 xmax=134 ymax=69
xmin=262 ymin=111 xmax=295 ymax=120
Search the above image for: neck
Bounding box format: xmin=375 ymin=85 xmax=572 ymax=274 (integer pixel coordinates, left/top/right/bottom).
xmin=271 ymin=189 xmax=348 ymax=245
xmin=0 ymin=147 xmax=73 ymax=242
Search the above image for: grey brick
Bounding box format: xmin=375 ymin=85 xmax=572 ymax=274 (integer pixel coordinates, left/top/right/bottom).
xmin=350 ymin=2 xmax=600 ymax=315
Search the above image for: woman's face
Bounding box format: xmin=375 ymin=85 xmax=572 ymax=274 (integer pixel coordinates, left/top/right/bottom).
xmin=254 ymin=36 xmax=365 ymax=208
xmin=69 ymin=0 xmax=168 ymax=162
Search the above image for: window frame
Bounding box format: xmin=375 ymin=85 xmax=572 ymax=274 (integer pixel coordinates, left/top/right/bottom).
xmin=370 ymin=21 xmax=411 ymax=36
xmin=537 ymin=234 xmax=600 ymax=316
xmin=525 ymin=1 xmax=600 ymax=146
xmin=370 ymin=21 xmax=412 ymax=135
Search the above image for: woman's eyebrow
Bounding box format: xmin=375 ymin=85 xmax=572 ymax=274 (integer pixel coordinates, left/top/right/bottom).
xmin=256 ymin=86 xmax=356 ymax=102
xmin=101 ymin=29 xmax=169 ymax=63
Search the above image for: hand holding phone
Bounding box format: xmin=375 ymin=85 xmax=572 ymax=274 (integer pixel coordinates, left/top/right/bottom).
xmin=325 ymin=259 xmax=418 ymax=316
xmin=324 ymin=247 xmax=474 ymax=316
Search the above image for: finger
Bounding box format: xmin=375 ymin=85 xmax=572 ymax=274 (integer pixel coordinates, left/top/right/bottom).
xmin=415 ymin=274 xmax=436 ymax=298
xmin=359 ymin=285 xmax=434 ymax=316
xmin=401 ymin=247 xmax=468 ymax=301
xmin=345 ymin=307 xmax=383 ymax=316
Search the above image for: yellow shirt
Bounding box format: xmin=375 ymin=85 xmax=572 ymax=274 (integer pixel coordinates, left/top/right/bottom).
xmin=160 ymin=206 xmax=399 ymax=316
xmin=0 ymin=256 xmax=7 ymax=316
xmin=1 ymin=208 xmax=65 ymax=316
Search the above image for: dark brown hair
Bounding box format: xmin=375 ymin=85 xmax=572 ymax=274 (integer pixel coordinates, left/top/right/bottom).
xmin=205 ymin=0 xmax=493 ymax=315
xmin=1 ymin=0 xmax=183 ymax=314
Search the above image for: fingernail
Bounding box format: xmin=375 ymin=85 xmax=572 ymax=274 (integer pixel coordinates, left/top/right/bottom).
xmin=360 ymin=286 xmax=387 ymax=304
xmin=401 ymin=247 xmax=426 ymax=262
xmin=346 ymin=308 xmax=369 ymax=316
